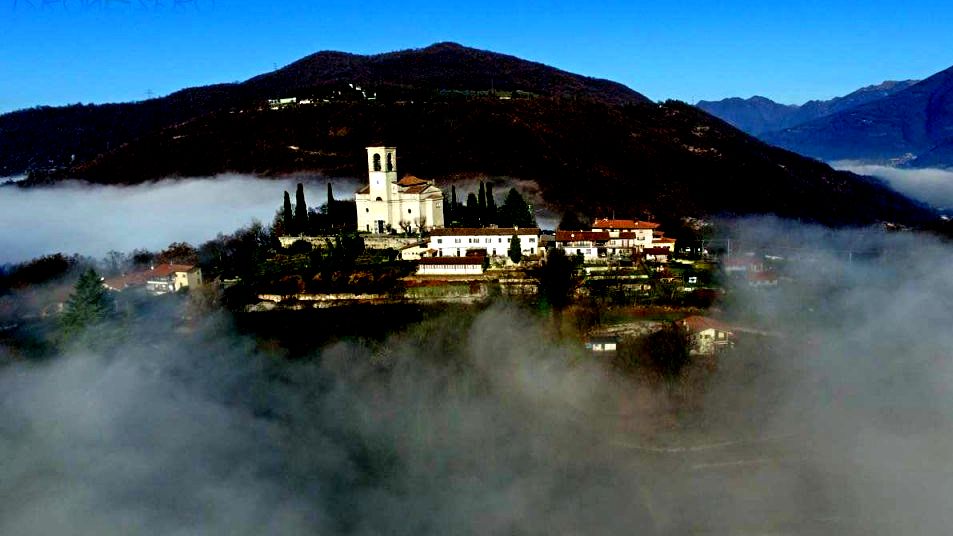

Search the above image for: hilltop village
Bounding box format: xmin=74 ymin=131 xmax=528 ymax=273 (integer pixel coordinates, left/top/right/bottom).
xmin=1 ymin=146 xmax=787 ymax=362
xmin=249 ymin=146 xmax=778 ymax=355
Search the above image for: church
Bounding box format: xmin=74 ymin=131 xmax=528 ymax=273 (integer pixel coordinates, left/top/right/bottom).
xmin=355 ymin=146 xmax=445 ymax=233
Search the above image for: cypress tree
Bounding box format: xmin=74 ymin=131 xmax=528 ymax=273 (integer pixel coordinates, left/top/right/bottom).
xmin=478 ymin=182 xmax=487 ymax=224
xmin=466 ymin=193 xmax=479 ymax=227
xmin=450 ymin=185 xmax=458 ymax=224
xmin=486 ymin=183 xmax=497 ymax=224
xmin=294 ymin=183 xmax=308 ymax=235
xmin=282 ymin=191 xmax=294 ymax=235
xmin=508 ymin=234 xmax=522 ymax=264
xmin=326 ymin=182 xmax=334 ymax=223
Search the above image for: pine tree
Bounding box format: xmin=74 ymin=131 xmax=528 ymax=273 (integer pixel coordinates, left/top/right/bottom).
xmin=60 ymin=268 xmax=113 ymax=338
xmin=499 ymin=188 xmax=536 ymax=228
xmin=508 ymin=234 xmax=522 ymax=264
xmin=294 ymin=183 xmax=308 ymax=235
xmin=282 ymin=191 xmax=294 ymax=235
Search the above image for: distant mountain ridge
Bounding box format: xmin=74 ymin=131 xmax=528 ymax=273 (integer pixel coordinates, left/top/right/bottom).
xmin=761 ymin=65 xmax=953 ymax=167
xmin=697 ymin=80 xmax=918 ymax=136
xmin=0 ymin=42 xmax=933 ymax=226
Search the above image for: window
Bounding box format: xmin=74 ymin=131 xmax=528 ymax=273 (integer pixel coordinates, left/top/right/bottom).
xmin=408 ymin=209 xmax=412 ymax=214
xmin=455 ymin=239 xmax=461 ymax=243
xmin=437 ymin=239 xmax=443 ymax=244
xmin=528 ymin=238 xmax=536 ymax=243
xmin=365 ymin=208 xmax=369 ymax=212
xmin=485 ymin=238 xmax=491 ymax=243
xmin=373 ymin=153 xmax=381 ymax=171
xmin=386 ymin=153 xmax=393 ymax=172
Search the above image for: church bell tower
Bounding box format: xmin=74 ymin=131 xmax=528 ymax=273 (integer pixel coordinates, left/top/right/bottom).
xmin=367 ymin=146 xmax=397 ymax=202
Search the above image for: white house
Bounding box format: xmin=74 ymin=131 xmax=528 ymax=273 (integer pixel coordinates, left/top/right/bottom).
xmin=355 ymin=147 xmax=445 ymax=234
xmin=427 ymin=227 xmax=540 ymax=258
xmin=555 ymin=218 xmax=672 ymax=261
xmin=416 ymin=256 xmax=485 ymax=276
xmin=677 ymin=316 xmax=734 ymax=355
xmin=591 ymin=219 xmax=659 ymax=251
xmin=104 ymin=264 xmax=203 ymax=295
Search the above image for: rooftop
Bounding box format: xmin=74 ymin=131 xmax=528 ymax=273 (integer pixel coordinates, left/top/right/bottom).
xmin=430 ymin=227 xmax=540 ymax=237
xmin=592 ymin=218 xmax=660 ymax=230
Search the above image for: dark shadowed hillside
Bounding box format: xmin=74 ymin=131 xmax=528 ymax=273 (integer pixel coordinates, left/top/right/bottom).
xmin=697 ymin=80 xmax=918 ymax=136
xmin=1 ymin=43 xmax=933 ymax=226
xmin=762 ymin=65 xmax=953 ymax=166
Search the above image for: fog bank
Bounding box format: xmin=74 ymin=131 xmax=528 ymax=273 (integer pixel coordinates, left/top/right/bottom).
xmin=3 ymin=219 xmax=953 ymax=534
xmin=833 ymin=162 xmax=953 ymax=208
xmin=0 ymin=175 xmax=359 ymax=264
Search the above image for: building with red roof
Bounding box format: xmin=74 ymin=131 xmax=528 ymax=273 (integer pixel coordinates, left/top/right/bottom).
xmin=104 ymin=264 xmax=203 ymax=295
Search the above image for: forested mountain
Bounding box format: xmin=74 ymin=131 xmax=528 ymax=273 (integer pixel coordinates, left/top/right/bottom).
xmin=0 ymin=42 xmax=933 ymax=225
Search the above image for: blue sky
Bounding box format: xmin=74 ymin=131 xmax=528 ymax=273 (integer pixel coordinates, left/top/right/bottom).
xmin=1 ymin=0 xmax=952 ymax=113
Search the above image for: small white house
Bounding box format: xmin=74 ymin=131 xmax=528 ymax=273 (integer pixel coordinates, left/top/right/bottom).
xmin=399 ymin=244 xmax=432 ymax=261
xmin=677 ymin=316 xmax=734 ymax=355
xmin=416 ymin=256 xmax=485 ymax=276
xmin=427 ymin=227 xmax=540 ymax=258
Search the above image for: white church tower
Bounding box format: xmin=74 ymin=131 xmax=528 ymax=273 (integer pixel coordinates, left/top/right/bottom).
xmin=367 ymin=146 xmax=397 ymax=205
xmin=355 ymin=146 xmax=444 ymax=234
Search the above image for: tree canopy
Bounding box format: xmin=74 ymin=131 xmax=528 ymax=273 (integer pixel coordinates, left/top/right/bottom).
xmin=60 ymin=268 xmax=113 ymax=338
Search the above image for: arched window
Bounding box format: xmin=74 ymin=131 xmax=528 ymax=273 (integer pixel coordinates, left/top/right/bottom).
xmin=386 ymin=153 xmax=394 ymax=172
xmin=373 ymin=153 xmax=381 ymax=172
xmin=375 ymin=197 xmax=383 ymax=202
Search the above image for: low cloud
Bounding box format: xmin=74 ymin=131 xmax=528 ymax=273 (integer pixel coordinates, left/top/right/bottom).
xmin=3 ymin=218 xmax=953 ymax=534
xmin=833 ymin=162 xmax=953 ymax=209
xmin=0 ymin=175 xmax=359 ymax=264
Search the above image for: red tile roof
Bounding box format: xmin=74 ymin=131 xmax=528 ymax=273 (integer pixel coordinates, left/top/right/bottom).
xmin=592 ymin=218 xmax=660 ymax=230
xmin=403 ymin=184 xmax=432 ymax=194
xmin=555 ymin=231 xmax=610 ymax=242
xmin=643 ymin=247 xmax=671 ymax=256
xmin=103 ymin=264 xmax=196 ymax=291
xmin=356 ymin=185 xmax=370 ymax=195
xmin=678 ymin=316 xmax=734 ymax=333
xmin=396 ymin=175 xmax=430 ymax=186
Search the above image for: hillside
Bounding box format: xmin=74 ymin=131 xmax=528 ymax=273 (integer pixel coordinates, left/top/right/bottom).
xmin=762 ymin=65 xmax=953 ymax=166
xmin=2 ymin=43 xmax=933 ymax=226
xmin=697 ymin=80 xmax=917 ymax=136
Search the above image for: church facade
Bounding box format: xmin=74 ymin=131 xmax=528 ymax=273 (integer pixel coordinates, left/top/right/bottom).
xmin=355 ymin=147 xmax=445 ymax=234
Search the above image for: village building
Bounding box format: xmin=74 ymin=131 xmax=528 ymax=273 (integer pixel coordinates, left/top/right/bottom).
xmin=427 ymin=227 xmax=540 ymax=258
xmin=677 ymin=315 xmax=734 ymax=355
xmin=584 ymin=335 xmax=619 ymax=353
xmin=723 ymin=256 xmax=766 ymax=274
xmin=355 ymin=147 xmax=445 ymax=234
xmin=416 ymin=255 xmax=486 ymax=276
xmin=104 ymin=264 xmax=203 ymax=295
xmin=555 ymin=218 xmax=672 ymax=261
